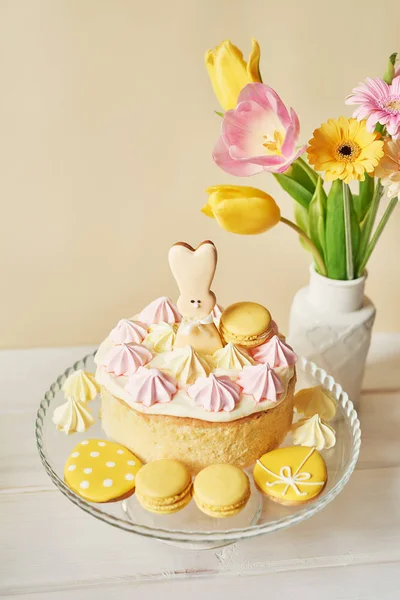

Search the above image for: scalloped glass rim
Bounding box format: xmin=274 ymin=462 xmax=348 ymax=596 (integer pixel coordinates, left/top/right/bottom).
xmin=36 ymin=353 xmax=361 ymax=544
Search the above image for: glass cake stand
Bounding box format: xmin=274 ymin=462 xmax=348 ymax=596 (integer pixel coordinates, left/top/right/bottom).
xmin=36 ymin=353 xmax=361 ymax=550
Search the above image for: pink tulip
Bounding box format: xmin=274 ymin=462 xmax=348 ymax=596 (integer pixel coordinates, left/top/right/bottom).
xmin=213 ymin=83 xmax=306 ymax=176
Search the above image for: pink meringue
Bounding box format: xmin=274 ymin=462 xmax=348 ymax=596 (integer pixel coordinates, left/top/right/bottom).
xmin=188 ymin=374 xmax=240 ymax=412
xmin=138 ymin=296 xmax=181 ymax=325
xmin=251 ymin=335 xmax=297 ymax=368
xmin=103 ymin=343 xmax=152 ymax=376
xmin=237 ymin=363 xmax=283 ymax=403
xmin=125 ymin=366 xmax=177 ymax=406
xmin=110 ymin=319 xmax=148 ymax=344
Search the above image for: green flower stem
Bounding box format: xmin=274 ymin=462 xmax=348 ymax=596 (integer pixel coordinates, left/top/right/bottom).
xmin=343 ymin=182 xmax=354 ymax=280
xmin=356 ymin=180 xmax=383 ymax=273
xmin=280 ymin=216 xmax=327 ymax=276
xmin=357 ymin=196 xmax=398 ymax=276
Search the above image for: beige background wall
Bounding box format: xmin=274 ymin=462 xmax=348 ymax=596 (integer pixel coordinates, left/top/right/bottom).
xmin=1 ymin=0 xmax=399 ymax=349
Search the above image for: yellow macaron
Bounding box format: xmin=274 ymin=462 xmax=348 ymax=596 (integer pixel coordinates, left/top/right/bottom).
xmin=220 ymin=302 xmax=273 ymax=348
xmin=135 ymin=459 xmax=193 ymax=514
xmin=193 ymin=464 xmax=250 ymax=518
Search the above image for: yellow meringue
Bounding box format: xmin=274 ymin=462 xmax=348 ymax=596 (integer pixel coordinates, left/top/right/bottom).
xmin=212 ymin=341 xmax=255 ymax=370
xmin=144 ymin=322 xmax=177 ymax=353
xmin=150 ymin=345 xmax=211 ymax=385
xmin=292 ymin=414 xmax=336 ymax=451
xmin=62 ymin=370 xmax=100 ymax=403
xmin=52 ymin=397 xmax=95 ymax=435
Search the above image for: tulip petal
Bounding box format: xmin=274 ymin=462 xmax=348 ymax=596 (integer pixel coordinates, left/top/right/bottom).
xmin=201 ymin=203 xmax=214 ymax=217
xmin=206 ymin=185 xmax=271 ymax=200
xmin=247 ymin=39 xmax=262 ymax=82
xmin=273 ymin=146 xmax=306 ymax=173
xmin=238 ymin=83 xmax=291 ymax=128
xmin=213 ymin=136 xmax=263 ymax=176
xmin=222 ymin=101 xmax=266 ymax=149
xmin=205 ymin=40 xmax=264 ymax=111
xmin=245 ymin=154 xmax=287 ymax=167
xmin=213 ymin=82 xmax=304 ymax=176
xmin=281 ymin=108 xmax=300 ymax=157
xmin=212 ymin=195 xmax=280 ymax=235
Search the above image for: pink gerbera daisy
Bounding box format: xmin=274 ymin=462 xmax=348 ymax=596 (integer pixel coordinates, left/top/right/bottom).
xmin=345 ymin=76 xmax=400 ymax=139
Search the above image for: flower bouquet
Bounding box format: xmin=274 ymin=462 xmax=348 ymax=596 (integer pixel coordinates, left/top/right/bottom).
xmin=202 ymin=40 xmax=399 ymax=401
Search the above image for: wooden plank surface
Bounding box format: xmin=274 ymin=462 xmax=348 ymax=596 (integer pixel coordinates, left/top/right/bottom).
xmin=5 ymin=563 xmax=399 ymax=600
xmin=1 ymin=335 xmax=399 ymax=598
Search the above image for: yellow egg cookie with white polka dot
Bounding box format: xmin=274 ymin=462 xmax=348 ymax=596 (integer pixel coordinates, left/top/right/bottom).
xmin=64 ymin=439 xmax=142 ymax=502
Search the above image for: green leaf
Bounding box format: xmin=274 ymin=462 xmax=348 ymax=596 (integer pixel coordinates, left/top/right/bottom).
xmin=353 ymin=174 xmax=375 ymax=223
xmin=375 ymin=122 xmax=385 ymax=135
xmin=273 ymin=173 xmax=313 ymax=208
xmin=293 ymin=201 xmax=310 ymax=252
xmin=308 ymin=177 xmax=327 ymax=264
xmin=325 ymin=179 xmax=347 ymax=280
xmin=383 ymin=52 xmax=398 ymax=84
xmin=273 ymin=157 xmax=319 ymax=208
xmin=357 ymin=197 xmax=398 ymax=276
xmin=294 ymin=157 xmax=319 ymax=190
xmin=355 ymin=181 xmax=383 ymax=273
xmin=348 ymin=186 xmax=360 ymax=262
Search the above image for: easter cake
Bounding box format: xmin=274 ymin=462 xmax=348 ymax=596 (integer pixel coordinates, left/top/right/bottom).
xmin=95 ymin=240 xmax=297 ymax=474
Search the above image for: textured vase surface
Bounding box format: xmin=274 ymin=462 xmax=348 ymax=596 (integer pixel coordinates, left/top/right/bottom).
xmin=288 ymin=266 xmax=376 ymax=405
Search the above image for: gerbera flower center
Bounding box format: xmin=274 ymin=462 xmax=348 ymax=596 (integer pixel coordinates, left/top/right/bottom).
xmin=339 ymin=145 xmax=352 ymax=155
xmin=335 ymin=140 xmax=361 ymax=163
xmin=385 ymin=98 xmax=400 ymax=113
xmin=263 ymin=130 xmax=284 ymax=155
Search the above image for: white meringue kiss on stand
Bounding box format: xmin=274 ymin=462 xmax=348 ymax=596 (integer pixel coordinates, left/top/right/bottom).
xmin=125 ymin=366 xmax=177 ymax=407
xmin=110 ymin=319 xmax=148 ymax=345
xmin=62 ymin=369 xmax=100 ymax=403
xmin=138 ymin=296 xmax=181 ymax=325
xmin=292 ymin=414 xmax=336 ymax=451
xmin=251 ymin=335 xmax=297 ymax=368
xmin=52 ymin=396 xmax=95 ymax=435
xmin=237 ymin=363 xmax=284 ymax=403
xmin=188 ymin=373 xmax=241 ymax=412
xmin=102 ymin=343 xmax=153 ymax=377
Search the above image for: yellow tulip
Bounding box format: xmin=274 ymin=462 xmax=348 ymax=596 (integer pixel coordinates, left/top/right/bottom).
xmin=205 ymin=39 xmax=261 ymax=111
xmin=202 ymin=185 xmax=281 ymax=235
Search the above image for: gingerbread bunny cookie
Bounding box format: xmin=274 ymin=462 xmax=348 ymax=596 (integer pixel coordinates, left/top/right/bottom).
xmin=168 ymin=241 xmax=223 ymax=355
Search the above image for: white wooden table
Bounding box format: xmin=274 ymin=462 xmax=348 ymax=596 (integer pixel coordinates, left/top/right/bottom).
xmin=1 ymin=334 xmax=399 ymax=599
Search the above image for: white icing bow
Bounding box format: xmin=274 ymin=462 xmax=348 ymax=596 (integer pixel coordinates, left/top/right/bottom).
xmin=178 ymin=312 xmax=214 ymax=335
xmin=256 ymin=448 xmax=325 ymax=497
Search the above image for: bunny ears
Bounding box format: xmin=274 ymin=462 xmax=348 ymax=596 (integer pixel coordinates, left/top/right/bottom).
xmin=168 ymin=241 xmax=218 ymax=293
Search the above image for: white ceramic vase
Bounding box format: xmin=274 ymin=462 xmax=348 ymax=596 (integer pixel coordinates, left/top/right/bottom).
xmin=287 ymin=265 xmax=376 ymax=406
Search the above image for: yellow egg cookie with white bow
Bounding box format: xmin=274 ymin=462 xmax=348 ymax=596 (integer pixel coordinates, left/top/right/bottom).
xmin=253 ymin=446 xmax=327 ymax=506
xmin=64 ymin=439 xmax=142 ymax=503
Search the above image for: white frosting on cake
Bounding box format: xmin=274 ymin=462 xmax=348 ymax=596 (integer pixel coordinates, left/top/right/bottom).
xmin=95 ymin=329 xmax=294 ymax=423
